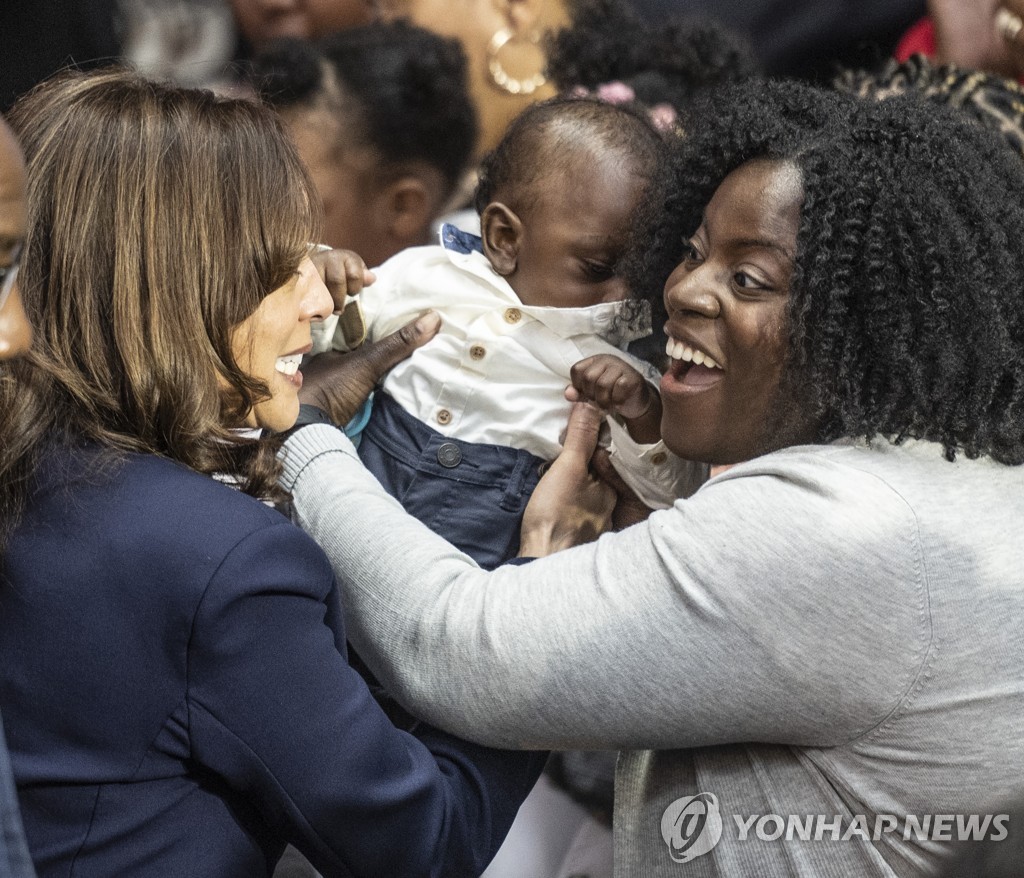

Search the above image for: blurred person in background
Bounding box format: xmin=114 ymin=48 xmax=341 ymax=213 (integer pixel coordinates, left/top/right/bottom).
xmin=250 ymin=21 xmax=477 ymax=267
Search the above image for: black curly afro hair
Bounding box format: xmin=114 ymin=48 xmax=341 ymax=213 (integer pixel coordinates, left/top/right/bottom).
xmin=547 ymin=0 xmax=759 ymax=113
xmin=250 ymin=20 xmax=477 ymax=197
xmin=628 ymin=78 xmax=1024 ymax=463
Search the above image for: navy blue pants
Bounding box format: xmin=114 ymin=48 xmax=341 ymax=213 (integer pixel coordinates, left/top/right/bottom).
xmin=358 ymin=394 xmax=546 ymax=570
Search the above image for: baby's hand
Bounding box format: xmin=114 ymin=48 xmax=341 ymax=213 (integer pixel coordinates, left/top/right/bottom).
xmin=311 ymin=246 xmax=377 ymax=313
xmin=567 ymin=354 xmax=662 ymax=444
xmin=567 ymin=355 xmax=654 ymax=418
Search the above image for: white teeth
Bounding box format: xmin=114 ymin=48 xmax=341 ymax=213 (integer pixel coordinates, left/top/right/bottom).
xmin=275 ymin=353 xmax=302 ymax=376
xmin=667 ymin=339 xmax=687 ymax=361
xmin=665 ymin=337 xmax=723 ymax=369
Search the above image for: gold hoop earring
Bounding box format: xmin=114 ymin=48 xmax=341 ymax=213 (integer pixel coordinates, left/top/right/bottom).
xmin=486 ymin=28 xmax=547 ymax=96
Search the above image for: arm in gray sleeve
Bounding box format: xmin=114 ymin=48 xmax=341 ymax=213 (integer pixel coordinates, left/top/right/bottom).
xmin=281 ymin=426 xmax=930 ymax=752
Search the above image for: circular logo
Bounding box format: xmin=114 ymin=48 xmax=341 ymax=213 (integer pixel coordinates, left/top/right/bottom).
xmin=660 ymin=792 xmax=724 ymax=863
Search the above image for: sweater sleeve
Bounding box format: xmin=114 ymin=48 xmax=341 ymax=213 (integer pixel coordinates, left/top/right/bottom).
xmin=281 ymin=426 xmax=930 ymax=753
xmin=185 ymin=518 xmax=545 ymax=878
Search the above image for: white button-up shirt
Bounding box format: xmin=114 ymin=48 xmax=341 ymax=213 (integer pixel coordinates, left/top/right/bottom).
xmin=312 ymin=228 xmax=704 ymax=507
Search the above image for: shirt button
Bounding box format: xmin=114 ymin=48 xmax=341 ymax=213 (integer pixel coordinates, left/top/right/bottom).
xmin=437 ymin=442 xmax=462 ymax=468
xmin=504 ymin=308 xmax=522 ymax=324
xmin=651 ymin=452 xmax=667 ymax=465
xmin=469 ymin=344 xmax=486 ymax=360
xmin=436 ymin=409 xmax=452 ymax=425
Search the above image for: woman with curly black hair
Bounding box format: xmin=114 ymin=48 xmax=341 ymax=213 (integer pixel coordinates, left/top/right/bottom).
xmin=634 ymin=78 xmax=1024 ymax=466
xmin=284 ymin=78 xmax=1024 ymax=876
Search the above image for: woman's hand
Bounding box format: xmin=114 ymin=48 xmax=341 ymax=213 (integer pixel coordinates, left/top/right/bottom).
xmin=299 ymin=312 xmax=441 ymax=426
xmin=589 ymin=447 xmax=656 ymax=531
xmin=519 ymin=402 xmax=616 ymax=558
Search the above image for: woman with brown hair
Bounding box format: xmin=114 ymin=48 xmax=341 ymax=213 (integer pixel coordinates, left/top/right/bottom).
xmin=0 ymin=68 xmax=545 ymax=878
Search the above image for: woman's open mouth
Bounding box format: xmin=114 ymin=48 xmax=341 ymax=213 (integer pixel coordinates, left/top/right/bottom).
xmin=275 ymin=353 xmax=304 ymax=388
xmin=663 ymin=335 xmax=725 ymax=391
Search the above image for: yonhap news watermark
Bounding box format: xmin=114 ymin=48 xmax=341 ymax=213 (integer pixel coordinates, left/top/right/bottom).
xmin=661 ymin=793 xmax=1010 ymax=864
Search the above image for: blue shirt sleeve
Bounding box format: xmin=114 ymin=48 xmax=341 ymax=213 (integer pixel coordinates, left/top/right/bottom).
xmin=342 ymin=395 xmax=374 ymax=449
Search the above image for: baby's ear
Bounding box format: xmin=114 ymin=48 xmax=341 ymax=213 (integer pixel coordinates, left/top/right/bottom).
xmin=481 ymin=202 xmax=523 ymax=276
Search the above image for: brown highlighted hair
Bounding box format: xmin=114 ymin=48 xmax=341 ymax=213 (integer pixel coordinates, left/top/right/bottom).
xmin=0 ymin=68 xmax=320 ymax=541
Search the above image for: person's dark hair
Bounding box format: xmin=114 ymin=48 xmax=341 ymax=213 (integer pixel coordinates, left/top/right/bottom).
xmin=547 ymin=0 xmax=758 ymax=113
xmin=474 ymin=95 xmax=666 ymax=221
xmin=0 ymin=68 xmax=320 ymax=545
xmin=251 ymin=20 xmax=477 ymax=197
xmin=629 ymin=78 xmax=1024 ymax=463
xmin=835 ymin=53 xmax=1024 ymax=159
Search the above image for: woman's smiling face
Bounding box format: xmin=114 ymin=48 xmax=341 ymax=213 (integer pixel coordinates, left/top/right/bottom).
xmin=660 ymin=159 xmax=812 ymax=465
xmin=230 ymin=256 xmax=333 ymax=433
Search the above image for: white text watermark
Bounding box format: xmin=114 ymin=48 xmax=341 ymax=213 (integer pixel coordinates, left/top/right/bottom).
xmin=661 ymin=793 xmax=1009 ymax=863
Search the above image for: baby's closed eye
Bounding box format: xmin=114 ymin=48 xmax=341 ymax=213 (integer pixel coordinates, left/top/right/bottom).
xmin=580 ymin=258 xmax=615 ymax=281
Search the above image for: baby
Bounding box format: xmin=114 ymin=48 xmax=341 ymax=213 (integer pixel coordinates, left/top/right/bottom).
xmin=313 ymin=97 xmax=705 ymax=567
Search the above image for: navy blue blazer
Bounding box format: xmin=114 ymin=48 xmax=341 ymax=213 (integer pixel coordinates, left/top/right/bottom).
xmin=0 ymin=445 xmax=544 ymax=878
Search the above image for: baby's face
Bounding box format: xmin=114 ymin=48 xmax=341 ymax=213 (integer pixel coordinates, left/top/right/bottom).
xmin=508 ymin=152 xmax=643 ymax=309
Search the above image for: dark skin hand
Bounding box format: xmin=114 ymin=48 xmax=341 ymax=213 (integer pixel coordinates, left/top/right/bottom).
xmin=589 ymin=446 xmax=656 ymax=531
xmin=518 ymin=402 xmax=619 ymax=557
xmin=298 ymin=313 xmax=441 ymax=425
xmin=311 ymin=245 xmax=376 ymax=310
xmin=565 ymin=354 xmax=663 ymax=444
xmin=300 ymin=246 xmax=441 ymax=425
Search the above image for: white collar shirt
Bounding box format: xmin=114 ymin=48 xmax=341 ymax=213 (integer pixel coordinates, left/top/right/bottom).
xmin=311 ymin=228 xmax=705 ymax=507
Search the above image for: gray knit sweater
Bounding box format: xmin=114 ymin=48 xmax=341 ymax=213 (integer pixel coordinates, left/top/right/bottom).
xmin=281 ymin=426 xmax=1024 ymax=877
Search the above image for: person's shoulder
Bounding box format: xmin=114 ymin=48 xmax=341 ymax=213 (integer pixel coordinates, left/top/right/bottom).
xmin=374 ymin=242 xmax=451 ymax=275
xmin=369 ymin=242 xmax=460 ymax=294
xmin=769 ymin=437 xmax=1024 ymax=489
xmin=704 ymin=441 xmax=919 ymax=517
xmin=720 ymin=438 xmax=930 ymax=480
xmin=375 ymin=239 xmax=495 ymax=297
xmin=27 ymin=446 xmax=327 ymax=610
xmin=100 ymin=450 xmax=289 ymax=542
xmin=119 ymin=453 xmax=335 ymax=590
xmin=708 ymin=438 xmax=1024 ymax=520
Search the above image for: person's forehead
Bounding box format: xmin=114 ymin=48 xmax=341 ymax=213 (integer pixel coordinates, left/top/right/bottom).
xmin=520 ymin=160 xmax=641 ymax=252
xmin=708 ymin=159 xmax=802 ymax=235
